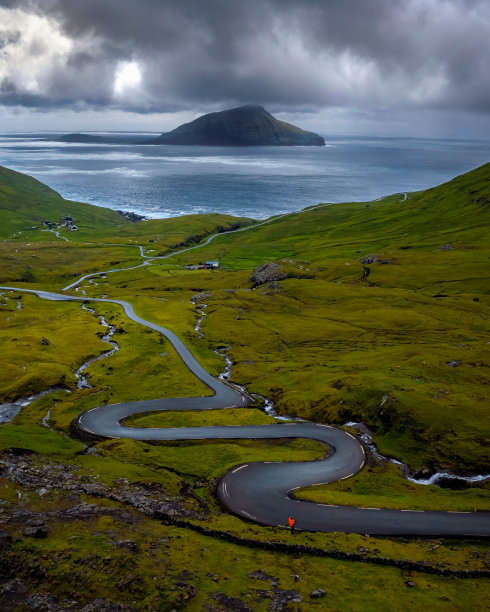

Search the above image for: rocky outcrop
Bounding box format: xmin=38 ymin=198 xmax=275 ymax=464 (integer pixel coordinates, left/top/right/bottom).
xmin=249 ymin=260 xmax=315 ymax=287
xmin=360 ymin=254 xmax=392 ymax=265
xmin=149 ymin=105 xmax=325 ymax=146
xmin=249 ymin=262 xmax=289 ymax=287
xmin=116 ymin=210 xmax=147 ymax=223
xmin=268 ymin=589 xmax=302 ymax=610
xmin=211 ymin=592 xmax=253 ymax=611
xmin=0 ymin=452 xmax=204 ymax=521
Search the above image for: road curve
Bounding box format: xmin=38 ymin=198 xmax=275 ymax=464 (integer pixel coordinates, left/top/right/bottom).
xmin=2 ymin=285 xmax=489 ymax=537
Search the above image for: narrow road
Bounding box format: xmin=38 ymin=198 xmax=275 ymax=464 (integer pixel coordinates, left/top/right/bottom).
xmin=2 ymin=284 xmax=489 ymax=537
xmin=62 ymin=213 xmax=296 ymax=290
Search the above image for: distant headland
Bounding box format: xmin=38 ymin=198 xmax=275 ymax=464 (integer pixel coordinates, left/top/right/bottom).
xmin=148 ymin=104 xmax=326 ymax=146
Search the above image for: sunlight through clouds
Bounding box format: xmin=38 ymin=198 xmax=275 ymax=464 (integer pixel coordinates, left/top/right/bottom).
xmin=113 ymin=61 xmax=142 ymax=97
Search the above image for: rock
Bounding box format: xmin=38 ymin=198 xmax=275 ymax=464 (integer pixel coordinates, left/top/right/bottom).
xmin=438 ymin=244 xmax=455 ymax=250
xmin=41 ymin=337 xmax=50 ymax=346
xmin=23 ymin=524 xmax=48 ymax=538
xmin=360 ymin=255 xmax=378 ymax=264
xmin=360 ymin=254 xmax=392 ymax=265
xmin=113 ymin=539 xmax=139 ymax=552
xmin=192 ymin=291 xmax=213 ymax=303
xmin=310 ymin=588 xmax=326 ymax=598
xmin=0 ymin=529 xmax=12 ymax=548
xmin=116 ymin=210 xmax=148 ymax=223
xmin=211 ymin=591 xmax=253 ymax=611
xmin=0 ymin=454 xmax=202 ymax=525
xmin=406 ymin=581 xmax=417 ymax=587
xmin=446 ymin=360 xmax=462 ymax=367
xmin=249 ymin=263 xmax=288 ymax=287
xmin=248 ymin=569 xmax=278 ymax=582
xmin=268 ymin=589 xmax=302 ymax=611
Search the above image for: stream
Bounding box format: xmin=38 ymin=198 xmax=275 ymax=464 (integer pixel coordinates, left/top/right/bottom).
xmin=0 ymin=300 xmax=119 ymax=422
xmin=344 ymin=421 xmax=490 ymax=488
xmin=193 ymin=299 xmax=299 ymax=422
xmin=75 ymin=304 xmax=119 ymax=388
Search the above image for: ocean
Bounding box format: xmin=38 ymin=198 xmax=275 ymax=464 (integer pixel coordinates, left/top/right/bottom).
xmin=0 ymin=133 xmax=489 ymax=220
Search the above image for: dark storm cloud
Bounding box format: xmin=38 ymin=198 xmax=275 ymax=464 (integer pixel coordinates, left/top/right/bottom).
xmin=1 ymin=0 xmax=489 ymax=115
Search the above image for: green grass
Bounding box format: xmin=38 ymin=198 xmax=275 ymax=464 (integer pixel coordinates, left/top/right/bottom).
xmin=124 ymin=406 xmax=276 ymax=428
xmin=296 ymin=461 xmax=490 ymax=512
xmin=1 ymin=163 xmax=489 ymax=610
xmin=0 ymin=293 xmax=113 ymax=399
xmin=4 ymin=489 xmax=488 ymax=611
xmin=0 ymin=423 xmax=84 ymax=457
xmin=87 ymin=436 xmax=325 ymax=481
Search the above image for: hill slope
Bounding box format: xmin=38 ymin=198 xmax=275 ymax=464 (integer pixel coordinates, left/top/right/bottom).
xmin=0 ymin=166 xmax=128 ymax=239
xmin=150 ymin=104 xmax=325 ymax=146
xmin=164 ymin=162 xmax=490 ymax=473
xmin=0 ymin=164 xmax=489 ymax=609
xmin=0 ymin=165 xmax=253 ymax=246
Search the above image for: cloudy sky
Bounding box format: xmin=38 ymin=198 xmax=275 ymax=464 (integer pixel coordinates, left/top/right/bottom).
xmin=1 ymin=0 xmax=489 ymax=137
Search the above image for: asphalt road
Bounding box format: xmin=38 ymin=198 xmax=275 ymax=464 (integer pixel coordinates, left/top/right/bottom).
xmin=2 ymin=285 xmax=489 ymax=537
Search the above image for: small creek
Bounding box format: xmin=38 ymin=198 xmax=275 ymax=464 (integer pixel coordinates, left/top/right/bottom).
xmin=0 ymin=388 xmax=65 ymax=425
xmin=0 ymin=302 xmax=119 ymax=423
xmin=344 ymin=421 xmax=490 ymax=487
xmin=193 ymin=299 xmax=295 ymax=421
xmin=75 ymin=304 xmax=119 ymax=388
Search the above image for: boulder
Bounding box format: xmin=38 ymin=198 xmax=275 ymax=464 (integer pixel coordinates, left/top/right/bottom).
xmin=249 ymin=263 xmax=288 ymax=287
xmin=268 ymin=589 xmax=302 ymax=611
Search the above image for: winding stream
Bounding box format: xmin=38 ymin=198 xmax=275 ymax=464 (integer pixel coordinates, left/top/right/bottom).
xmin=75 ymin=305 xmax=119 ymax=388
xmin=344 ymin=422 xmax=490 ymax=487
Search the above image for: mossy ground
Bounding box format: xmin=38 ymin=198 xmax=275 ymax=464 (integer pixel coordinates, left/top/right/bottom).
xmin=0 ymin=164 xmax=489 ymax=609
xmin=3 ymin=485 xmax=488 ymax=611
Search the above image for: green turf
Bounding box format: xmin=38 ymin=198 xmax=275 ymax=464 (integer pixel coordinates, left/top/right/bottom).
xmin=0 ymin=163 xmax=489 ymax=609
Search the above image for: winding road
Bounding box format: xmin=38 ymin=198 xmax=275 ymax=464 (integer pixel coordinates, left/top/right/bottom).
xmin=2 ymin=283 xmax=489 ymax=537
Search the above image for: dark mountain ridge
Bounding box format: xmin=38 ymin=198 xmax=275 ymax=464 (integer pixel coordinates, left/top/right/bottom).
xmin=149 ymin=104 xmax=325 ymax=146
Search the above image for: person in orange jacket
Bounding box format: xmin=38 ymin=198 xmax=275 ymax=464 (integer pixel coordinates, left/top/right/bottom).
xmin=288 ymin=516 xmax=297 ymax=534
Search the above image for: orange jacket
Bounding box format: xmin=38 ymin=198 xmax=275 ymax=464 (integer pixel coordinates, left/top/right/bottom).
xmin=288 ymin=517 xmax=296 ymax=528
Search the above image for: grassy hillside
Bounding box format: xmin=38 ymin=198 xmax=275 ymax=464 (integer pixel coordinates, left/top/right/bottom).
xmin=0 ymin=166 xmax=128 ymax=239
xmin=97 ymin=163 xmax=490 ymax=474
xmin=0 ymin=165 xmax=253 ymax=246
xmin=0 ymin=164 xmax=489 ymax=610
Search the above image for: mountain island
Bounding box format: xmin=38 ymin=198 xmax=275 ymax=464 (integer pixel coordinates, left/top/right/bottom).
xmin=149 ymin=104 xmax=326 ymax=146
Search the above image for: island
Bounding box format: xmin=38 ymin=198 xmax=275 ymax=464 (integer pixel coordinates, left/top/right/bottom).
xmin=148 ymin=104 xmax=326 ymax=146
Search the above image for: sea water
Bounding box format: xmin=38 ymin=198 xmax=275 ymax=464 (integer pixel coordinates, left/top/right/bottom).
xmin=0 ymin=133 xmax=489 ymax=220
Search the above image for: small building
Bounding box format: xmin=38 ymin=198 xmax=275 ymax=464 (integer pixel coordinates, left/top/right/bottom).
xmin=184 ymin=261 xmax=219 ymax=270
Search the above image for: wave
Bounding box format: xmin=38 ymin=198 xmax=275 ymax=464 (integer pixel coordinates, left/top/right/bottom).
xmin=28 ymin=166 xmax=148 ymax=178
